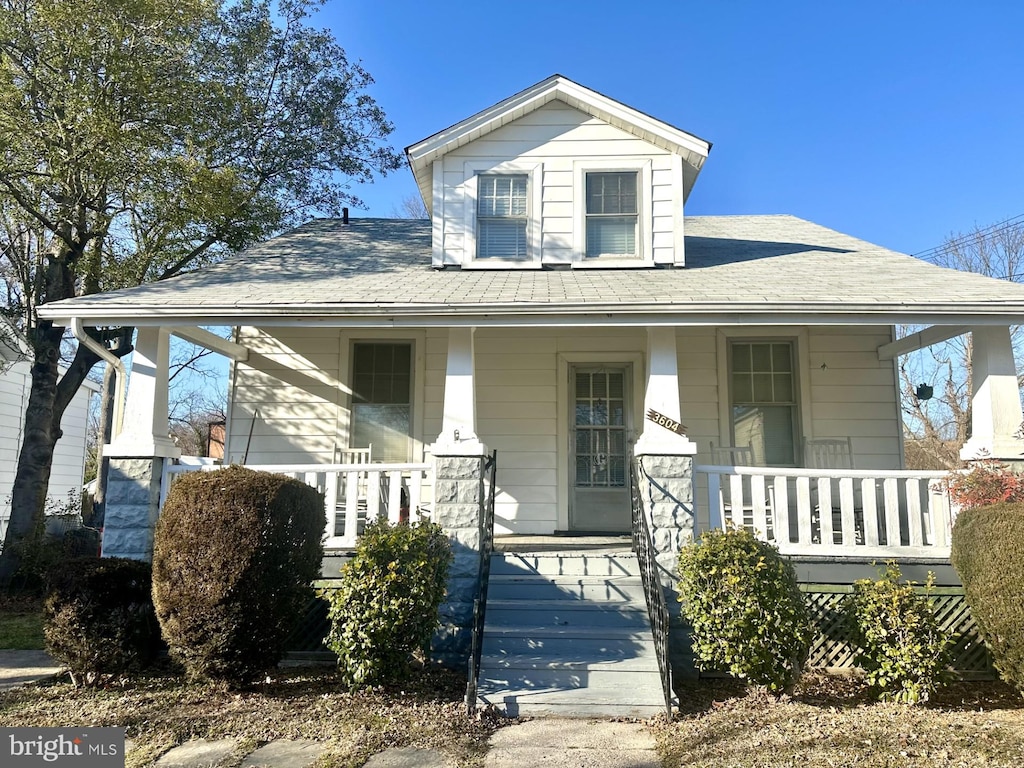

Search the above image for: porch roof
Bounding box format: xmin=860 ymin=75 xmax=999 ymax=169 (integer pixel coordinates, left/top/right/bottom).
xmin=38 ymin=215 xmax=1024 ymax=327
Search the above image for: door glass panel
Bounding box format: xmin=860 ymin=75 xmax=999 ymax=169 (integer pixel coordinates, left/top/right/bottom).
xmin=573 ymin=370 xmax=627 ymax=488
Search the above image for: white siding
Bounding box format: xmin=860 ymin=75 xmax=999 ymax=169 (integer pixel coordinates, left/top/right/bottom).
xmin=227 ymin=327 xmax=342 ymax=465
xmin=226 ymin=325 xmax=905 ymax=537
xmin=439 ymin=102 xmax=681 ymax=267
xmin=0 ymin=361 xmax=96 ymax=539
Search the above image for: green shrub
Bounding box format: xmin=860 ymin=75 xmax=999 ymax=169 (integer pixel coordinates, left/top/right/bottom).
xmin=845 ymin=562 xmax=951 ymax=703
xmin=951 ymin=501 xmax=1024 ymax=693
xmin=677 ymin=526 xmax=810 ymax=692
xmin=325 ymin=519 xmax=452 ymax=688
xmin=152 ymin=466 xmax=324 ymax=686
xmin=43 ymin=557 xmax=161 ymax=685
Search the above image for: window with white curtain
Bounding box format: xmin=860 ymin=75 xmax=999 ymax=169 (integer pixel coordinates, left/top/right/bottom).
xmin=730 ymin=341 xmax=798 ymax=466
xmin=477 ymin=174 xmax=528 ymax=259
xmin=351 ymin=342 xmax=412 ymax=462
xmin=585 ymin=171 xmax=638 ymax=257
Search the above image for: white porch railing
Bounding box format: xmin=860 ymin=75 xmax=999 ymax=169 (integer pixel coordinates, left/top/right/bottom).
xmin=160 ymin=462 xmax=433 ymax=549
xmin=695 ymin=465 xmax=953 ymax=559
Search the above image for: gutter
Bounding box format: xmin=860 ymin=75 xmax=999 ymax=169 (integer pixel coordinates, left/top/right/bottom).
xmin=71 ymin=318 xmax=125 ymax=438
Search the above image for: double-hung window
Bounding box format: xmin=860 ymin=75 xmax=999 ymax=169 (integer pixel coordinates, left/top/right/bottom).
xmin=477 ymin=174 xmax=528 ymax=259
xmin=351 ymin=342 xmax=412 ymax=463
xmin=730 ymin=341 xmax=798 ymax=466
xmin=585 ymin=171 xmax=639 ymax=258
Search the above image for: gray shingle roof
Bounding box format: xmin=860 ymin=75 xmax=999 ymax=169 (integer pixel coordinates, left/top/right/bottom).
xmin=37 ymin=215 xmax=1024 ymax=325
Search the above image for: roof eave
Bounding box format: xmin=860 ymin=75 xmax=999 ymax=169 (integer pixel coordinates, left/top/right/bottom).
xmin=37 ymin=301 xmax=1024 ymax=329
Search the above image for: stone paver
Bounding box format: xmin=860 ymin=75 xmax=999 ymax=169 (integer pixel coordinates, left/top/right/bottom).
xmin=484 ymin=719 xmax=659 ymax=768
xmin=362 ymin=747 xmax=448 ymax=767
xmin=241 ymin=739 xmax=325 ymax=768
xmin=155 ymin=738 xmax=239 ymax=768
xmin=0 ymin=650 xmax=62 ymax=690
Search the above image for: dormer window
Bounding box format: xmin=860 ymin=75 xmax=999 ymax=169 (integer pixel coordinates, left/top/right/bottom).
xmin=477 ymin=174 xmax=528 ymax=259
xmin=586 ymin=172 xmax=638 ymax=258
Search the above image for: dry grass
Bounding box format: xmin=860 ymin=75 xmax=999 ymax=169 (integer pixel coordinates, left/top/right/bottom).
xmin=0 ymin=664 xmax=502 ymax=768
xmin=653 ymin=673 xmax=1024 ymax=767
xmin=4 ymin=664 xmax=1024 ymax=767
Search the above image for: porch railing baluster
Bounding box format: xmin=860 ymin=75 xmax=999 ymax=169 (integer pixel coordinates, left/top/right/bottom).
xmin=695 ymin=464 xmax=953 ymax=558
xmin=159 ymin=461 xmax=433 ymax=549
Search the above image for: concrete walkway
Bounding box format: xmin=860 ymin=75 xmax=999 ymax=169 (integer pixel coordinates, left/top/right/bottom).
xmin=150 ymin=720 xmax=661 ymax=768
xmin=0 ymin=651 xmax=663 ymax=766
xmin=0 ymin=649 xmax=63 ymax=690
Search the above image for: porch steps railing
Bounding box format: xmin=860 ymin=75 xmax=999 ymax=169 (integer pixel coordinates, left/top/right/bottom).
xmin=696 ymin=465 xmax=953 ymax=559
xmin=160 ymin=461 xmax=432 ymax=549
xmin=473 ymin=549 xmax=668 ymax=718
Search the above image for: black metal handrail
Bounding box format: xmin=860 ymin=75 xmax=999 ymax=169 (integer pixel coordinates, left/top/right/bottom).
xmin=465 ymin=450 xmax=498 ymax=713
xmin=630 ymin=458 xmax=674 ymax=717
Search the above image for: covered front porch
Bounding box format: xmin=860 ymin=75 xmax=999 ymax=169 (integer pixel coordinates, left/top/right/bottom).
xmin=94 ymin=316 xmax=1023 ymax=565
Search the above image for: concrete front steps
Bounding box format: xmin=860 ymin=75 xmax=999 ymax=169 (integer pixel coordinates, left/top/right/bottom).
xmin=475 ymin=548 xmax=670 ymax=718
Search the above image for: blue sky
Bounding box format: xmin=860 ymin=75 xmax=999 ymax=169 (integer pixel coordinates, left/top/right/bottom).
xmin=314 ymin=0 xmax=1024 ymax=257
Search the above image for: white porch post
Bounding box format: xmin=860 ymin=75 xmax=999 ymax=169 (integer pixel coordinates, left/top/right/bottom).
xmin=634 ymin=327 xmax=698 ymax=455
xmin=960 ymin=325 xmax=1024 ymax=461
xmin=431 ymin=327 xmax=486 ymax=455
xmin=429 ymin=326 xmax=489 ymax=668
xmin=106 ymin=326 xmax=180 ymax=460
xmin=102 ymin=326 xmax=180 ymax=561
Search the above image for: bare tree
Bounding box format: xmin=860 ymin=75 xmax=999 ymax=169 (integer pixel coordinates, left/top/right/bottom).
xmin=390 ymin=193 xmax=429 ymax=220
xmin=902 ymin=219 xmax=1024 ymax=469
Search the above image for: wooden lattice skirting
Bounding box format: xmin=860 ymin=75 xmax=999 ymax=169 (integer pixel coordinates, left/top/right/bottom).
xmin=801 ymin=584 xmax=995 ymax=678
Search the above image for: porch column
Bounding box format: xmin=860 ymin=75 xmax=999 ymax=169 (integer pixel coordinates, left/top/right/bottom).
xmin=960 ymin=326 xmax=1024 ymax=462
xmin=632 ymin=327 xmax=698 ymax=675
xmin=432 ymin=327 xmax=485 ymax=454
xmin=634 ymin=327 xmax=698 ymax=455
xmin=103 ymin=327 xmax=180 ymax=560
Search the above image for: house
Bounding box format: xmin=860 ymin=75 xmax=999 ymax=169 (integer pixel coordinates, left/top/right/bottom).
xmin=36 ymin=75 xmax=1024 ymax=714
xmin=0 ymin=316 xmax=100 ymax=542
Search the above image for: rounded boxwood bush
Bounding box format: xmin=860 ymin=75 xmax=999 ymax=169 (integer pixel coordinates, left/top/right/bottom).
xmin=951 ymin=500 xmax=1024 ymax=693
xmin=152 ymin=466 xmax=324 ymax=685
xmin=678 ymin=526 xmax=810 ymax=692
xmin=44 ymin=556 xmax=161 ymax=686
xmin=325 ymin=518 xmax=452 ymax=688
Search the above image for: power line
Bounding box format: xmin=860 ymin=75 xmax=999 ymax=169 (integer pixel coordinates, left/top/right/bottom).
xmin=913 ymin=213 xmax=1024 ymax=263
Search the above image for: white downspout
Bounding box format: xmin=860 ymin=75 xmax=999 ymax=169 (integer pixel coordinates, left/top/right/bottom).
xmin=71 ymin=318 xmax=125 ymax=438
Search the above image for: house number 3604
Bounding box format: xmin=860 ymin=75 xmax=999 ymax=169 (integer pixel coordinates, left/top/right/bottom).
xmin=646 ymin=408 xmax=686 ymax=435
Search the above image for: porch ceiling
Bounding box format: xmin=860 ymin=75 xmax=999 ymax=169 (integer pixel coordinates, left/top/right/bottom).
xmin=38 ymin=215 xmax=1024 ymax=328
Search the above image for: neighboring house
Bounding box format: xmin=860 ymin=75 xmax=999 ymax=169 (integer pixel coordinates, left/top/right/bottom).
xmin=37 ymin=76 xmax=1024 ymax=713
xmin=0 ymin=317 xmax=100 ymax=542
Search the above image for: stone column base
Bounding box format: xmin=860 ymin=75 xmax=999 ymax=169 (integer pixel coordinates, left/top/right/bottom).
xmin=430 ymin=452 xmax=489 ymax=669
xmin=103 ymin=457 xmax=166 ymax=561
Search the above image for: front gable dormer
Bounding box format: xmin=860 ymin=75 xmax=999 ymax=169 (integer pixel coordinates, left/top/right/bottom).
xmin=405 ymin=75 xmax=711 ymax=269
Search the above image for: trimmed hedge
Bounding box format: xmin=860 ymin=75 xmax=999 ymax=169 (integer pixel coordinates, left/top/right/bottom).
xmin=677 ymin=526 xmax=810 ymax=693
xmin=152 ymin=466 xmax=324 ymax=685
xmin=44 ymin=556 xmax=161 ymax=686
xmin=951 ymin=501 xmax=1024 ymax=693
xmin=325 ymin=519 xmax=452 ymax=688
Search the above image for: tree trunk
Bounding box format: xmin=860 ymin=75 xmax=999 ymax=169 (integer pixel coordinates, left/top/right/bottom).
xmin=0 ymin=324 xmax=101 ymax=586
xmin=91 ymin=365 xmax=116 ymax=528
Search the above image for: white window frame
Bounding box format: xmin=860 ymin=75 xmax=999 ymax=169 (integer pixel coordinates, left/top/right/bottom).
xmin=463 ymin=160 xmax=542 ymax=269
xmin=572 ymin=158 xmax=653 ymax=267
xmin=716 ymin=328 xmax=812 ymax=467
xmin=339 ymin=332 xmax=426 ymax=465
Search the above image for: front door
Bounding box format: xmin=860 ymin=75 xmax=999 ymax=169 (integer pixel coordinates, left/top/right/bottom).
xmin=569 ymin=365 xmax=632 ymax=532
